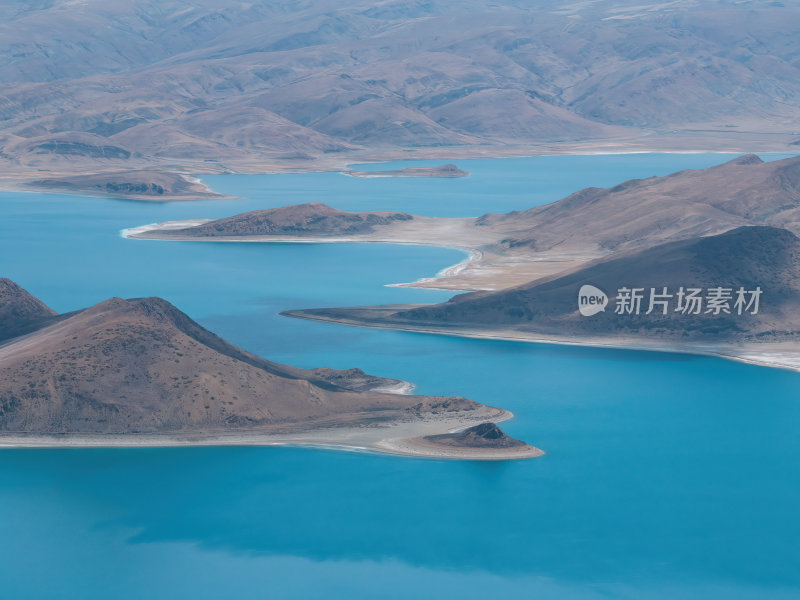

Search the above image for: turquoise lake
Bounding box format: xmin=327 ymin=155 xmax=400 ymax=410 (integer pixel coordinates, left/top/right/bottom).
xmin=1 ymin=154 xmax=799 ymax=599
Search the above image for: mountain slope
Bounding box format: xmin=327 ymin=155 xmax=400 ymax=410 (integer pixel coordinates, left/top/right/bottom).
xmin=292 ymin=226 xmax=800 ymax=343
xmin=478 ymin=154 xmax=800 ymax=255
xmin=0 ymin=279 xmax=58 ymax=343
xmin=2 ymin=0 xmax=800 ymax=173
xmin=0 ymin=283 xmax=488 ymax=435
xmin=158 ymin=203 xmax=414 ymax=237
xmin=127 ymin=155 xmax=800 ymax=292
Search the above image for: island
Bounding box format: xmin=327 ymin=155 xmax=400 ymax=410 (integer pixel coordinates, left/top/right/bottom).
xmin=25 ymin=170 xmax=230 ymax=202
xmin=0 ymin=279 xmax=540 ymax=460
xmin=344 ymin=164 xmax=469 ymax=178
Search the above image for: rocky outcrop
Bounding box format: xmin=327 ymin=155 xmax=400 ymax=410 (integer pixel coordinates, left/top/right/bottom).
xmin=424 ymin=422 xmax=527 ymax=449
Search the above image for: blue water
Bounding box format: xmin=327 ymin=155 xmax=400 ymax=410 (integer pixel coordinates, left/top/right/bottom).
xmin=1 ymin=154 xmax=799 ymax=599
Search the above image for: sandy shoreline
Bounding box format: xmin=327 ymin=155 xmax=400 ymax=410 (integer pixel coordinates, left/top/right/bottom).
xmin=121 ymin=216 xmax=580 ymax=293
xmin=121 ymin=215 xmax=610 ymax=293
xmin=122 ymin=220 xmax=487 ymax=292
xmin=0 ymin=407 xmax=543 ymax=460
xmin=387 ymin=249 xmax=485 ymax=290
xmin=120 ymin=217 xmax=502 ymax=289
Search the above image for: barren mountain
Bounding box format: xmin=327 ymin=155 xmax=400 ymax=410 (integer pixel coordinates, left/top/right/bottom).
xmin=129 ymin=155 xmax=800 ymax=291
xmin=157 ymin=202 xmax=414 ymax=238
xmin=289 ymin=226 xmax=800 ymax=344
xmin=424 ymin=422 xmax=527 ymax=450
xmin=478 ymin=154 xmax=800 ymax=254
xmin=0 ymin=279 xmax=501 ymax=436
xmin=1 ymin=0 xmax=799 ymax=179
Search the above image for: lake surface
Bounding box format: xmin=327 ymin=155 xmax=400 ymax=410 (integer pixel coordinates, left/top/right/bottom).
xmin=1 ymin=154 xmax=799 ymax=599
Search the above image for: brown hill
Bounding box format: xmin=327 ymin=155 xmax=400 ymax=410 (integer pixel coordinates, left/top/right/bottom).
xmin=134 ymin=156 xmax=800 ymax=293
xmin=27 ymin=170 xmax=227 ymax=201
xmin=290 ymin=226 xmax=800 ymax=343
xmin=0 ymin=282 xmax=488 ymax=435
xmin=158 ymin=202 xmax=413 ymax=238
xmin=477 ymin=154 xmax=800 ymax=255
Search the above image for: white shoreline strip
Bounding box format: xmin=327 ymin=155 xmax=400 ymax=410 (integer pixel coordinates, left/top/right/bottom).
xmin=121 ymin=220 xmax=482 ymax=289
xmin=387 ymin=249 xmax=482 ymax=289
xmin=0 ymin=408 xmax=543 ymax=460
xmin=120 ymin=219 xmax=213 ymax=238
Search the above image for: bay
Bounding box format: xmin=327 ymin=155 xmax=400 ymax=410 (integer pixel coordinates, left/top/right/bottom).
xmin=1 ymin=153 xmax=798 ymax=599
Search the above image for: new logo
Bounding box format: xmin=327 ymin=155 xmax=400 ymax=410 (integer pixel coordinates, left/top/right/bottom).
xmin=578 ymin=284 xmax=608 ymax=317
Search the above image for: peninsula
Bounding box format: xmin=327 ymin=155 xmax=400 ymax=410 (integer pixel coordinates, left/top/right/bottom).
xmin=124 ymin=202 xmax=489 ymax=253
xmin=125 ymin=155 xmax=800 ymax=371
xmin=22 ymin=170 xmax=229 ymax=201
xmin=0 ymin=279 xmax=540 ymax=459
xmin=285 ymin=226 xmax=800 ymax=371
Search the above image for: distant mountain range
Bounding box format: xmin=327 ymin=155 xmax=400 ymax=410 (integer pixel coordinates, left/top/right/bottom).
xmin=1 ymin=0 xmax=799 ymax=181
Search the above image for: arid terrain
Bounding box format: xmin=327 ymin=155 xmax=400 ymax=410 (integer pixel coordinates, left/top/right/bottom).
xmin=0 ymin=279 xmax=539 ymax=459
xmin=285 ymin=225 xmax=800 ymax=346
xmin=130 ymin=154 xmax=800 ymax=289
xmin=153 ymin=202 xmax=416 ymax=238
xmin=127 ymin=155 xmax=800 ymax=371
xmin=1 ymin=1 xmax=800 ymax=199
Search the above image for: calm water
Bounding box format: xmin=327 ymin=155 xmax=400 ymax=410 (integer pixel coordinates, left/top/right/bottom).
xmin=1 ymin=154 xmax=799 ymax=599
